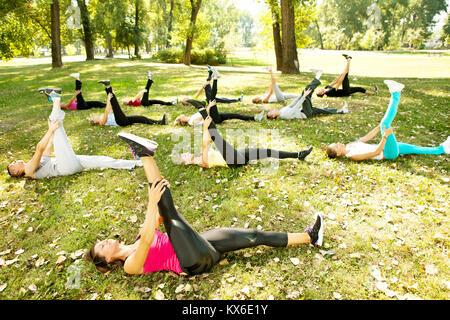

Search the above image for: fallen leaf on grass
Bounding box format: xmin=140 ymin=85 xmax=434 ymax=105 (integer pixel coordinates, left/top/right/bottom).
xmin=15 ymin=249 xmax=24 ymax=255
xmin=240 ymin=286 xmax=250 ymax=296
xmin=4 ymin=258 xmax=19 ymax=266
xmin=175 ymin=284 xmax=184 ymax=293
xmin=35 ymin=257 xmax=46 ymax=267
xmin=424 ymin=264 xmax=438 ymax=275
xmin=219 ymin=259 xmax=229 ymax=266
xmin=286 ymin=291 xmax=300 ymax=299
xmin=69 ymin=249 xmax=85 ymax=260
xmin=0 ymin=250 xmax=11 ymax=256
xmin=154 ymin=290 xmax=165 ymax=300
xmin=290 ymin=258 xmax=300 ymax=265
xmin=0 ymin=283 xmax=6 ymax=292
xmin=370 ymin=265 xmax=384 ymax=282
xmin=28 ymin=284 xmax=37 ymax=292
xmin=333 ymin=292 xmax=342 ymax=300
xmin=226 ymin=277 xmax=235 ymax=283
xmin=56 ymin=255 xmax=66 ymax=265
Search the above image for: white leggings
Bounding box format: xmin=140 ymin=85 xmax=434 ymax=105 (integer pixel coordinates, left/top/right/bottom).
xmin=48 ymin=106 xmax=140 ymax=176
xmin=273 ymin=83 xmax=298 ymax=102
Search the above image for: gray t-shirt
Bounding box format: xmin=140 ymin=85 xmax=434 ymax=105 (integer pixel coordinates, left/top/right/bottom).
xmin=34 ymin=156 xmax=59 ymax=179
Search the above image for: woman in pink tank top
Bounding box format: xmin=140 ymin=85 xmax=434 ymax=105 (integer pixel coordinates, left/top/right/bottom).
xmin=85 ymin=134 xmax=325 ymax=276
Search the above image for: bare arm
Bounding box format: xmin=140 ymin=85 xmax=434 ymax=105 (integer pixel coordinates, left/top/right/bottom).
xmin=348 ymin=127 xmax=393 ymax=161
xmin=99 ymin=94 xmax=113 ymax=126
xmin=60 ymin=91 xmax=79 ymax=110
xmin=123 ymin=180 xmax=169 ymax=275
xmin=132 ymin=89 xmax=146 ymax=102
xmin=333 ymin=73 xmax=347 ymax=90
xmin=192 ymin=81 xmax=209 ymax=99
xmin=200 ymin=117 xmax=213 ymax=168
xmin=24 ymin=120 xmax=60 ymax=177
xmin=357 ymin=126 xmax=380 ymax=143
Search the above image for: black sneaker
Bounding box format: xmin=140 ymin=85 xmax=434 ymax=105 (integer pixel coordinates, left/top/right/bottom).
xmin=160 ymin=114 xmax=167 ymax=125
xmin=342 ymin=54 xmax=352 ymax=60
xmin=305 ymin=213 xmax=324 ymax=246
xmin=118 ymin=133 xmax=158 ymax=159
xmin=374 ymin=85 xmax=378 ymax=94
xmin=298 ymin=147 xmax=313 ymax=160
xmin=98 ymin=80 xmax=111 ymax=87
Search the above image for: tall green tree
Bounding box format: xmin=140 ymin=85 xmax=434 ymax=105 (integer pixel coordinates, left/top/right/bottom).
xmin=280 ymin=0 xmax=299 ymax=74
xmin=50 ymin=0 xmax=63 ymax=67
xmin=183 ymin=0 xmax=203 ymax=65
xmin=76 ymin=0 xmax=95 ymax=60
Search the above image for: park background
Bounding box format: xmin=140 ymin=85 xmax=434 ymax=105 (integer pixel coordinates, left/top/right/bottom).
xmin=0 ymin=0 xmax=449 ymax=300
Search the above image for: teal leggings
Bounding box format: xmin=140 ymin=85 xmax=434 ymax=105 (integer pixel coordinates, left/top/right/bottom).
xmin=381 ymin=92 xmax=445 ymax=159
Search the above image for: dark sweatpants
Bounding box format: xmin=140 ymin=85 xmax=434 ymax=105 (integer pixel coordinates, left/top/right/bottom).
xmin=75 ymin=80 xmax=106 ymax=110
xmin=301 ymin=78 xmax=341 ymax=118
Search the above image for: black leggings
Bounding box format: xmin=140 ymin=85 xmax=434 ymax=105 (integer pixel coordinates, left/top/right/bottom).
xmin=326 ymin=74 xmax=366 ymax=97
xmin=204 ymin=73 xmax=239 ymax=104
xmin=75 ymin=80 xmax=106 ymax=110
xmin=106 ymin=86 xmax=163 ymax=127
xmin=188 ymin=99 xmax=255 ymax=124
xmin=196 ymin=108 xmax=299 ymax=167
xmin=154 ymin=182 xmax=288 ymax=275
xmin=301 ymin=78 xmax=341 ymax=117
xmin=141 ymin=79 xmax=173 ymax=107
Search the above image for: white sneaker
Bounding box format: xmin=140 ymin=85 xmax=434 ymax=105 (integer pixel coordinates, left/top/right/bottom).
xmin=254 ymin=110 xmax=265 ymax=121
xmin=172 ymin=98 xmax=178 ymax=105
xmin=212 ymin=68 xmax=221 ymax=79
xmin=441 ymin=136 xmax=450 ymax=154
xmin=148 ymin=71 xmax=153 ymax=79
xmin=339 ymin=101 xmax=349 ymax=114
xmin=238 ymin=93 xmax=244 ymax=102
xmin=384 ymin=80 xmax=405 ymax=93
xmin=70 ymin=73 xmax=80 ymax=79
xmin=310 ymin=69 xmax=323 ymax=80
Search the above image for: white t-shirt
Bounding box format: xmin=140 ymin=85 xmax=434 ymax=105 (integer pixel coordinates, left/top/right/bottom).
xmin=34 ymin=156 xmax=59 ymax=179
xmin=188 ymin=112 xmax=204 ymax=126
xmin=106 ymin=113 xmax=118 ymax=126
xmin=345 ymin=142 xmax=384 ymax=160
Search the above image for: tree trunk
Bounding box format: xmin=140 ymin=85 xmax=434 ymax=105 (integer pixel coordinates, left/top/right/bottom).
xmin=280 ymin=0 xmax=299 ymax=74
xmin=272 ymin=10 xmax=283 ymax=71
xmin=134 ymin=0 xmax=140 ymax=58
xmin=50 ymin=0 xmax=63 ymax=68
xmin=183 ymin=0 xmax=203 ymax=66
xmin=76 ymin=0 xmax=95 ymax=60
xmin=315 ymin=20 xmax=324 ymax=50
xmin=106 ymin=35 xmax=114 ymax=58
xmin=167 ymin=0 xmax=174 ymax=48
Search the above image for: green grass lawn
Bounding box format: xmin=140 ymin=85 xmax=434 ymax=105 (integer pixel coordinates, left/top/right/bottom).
xmin=0 ymin=56 xmax=449 ymax=300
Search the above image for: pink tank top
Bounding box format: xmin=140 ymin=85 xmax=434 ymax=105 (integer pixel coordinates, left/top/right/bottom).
xmin=142 ymin=230 xmax=183 ymax=274
xmin=127 ymin=99 xmax=141 ymax=106
xmin=68 ymin=101 xmax=77 ymax=110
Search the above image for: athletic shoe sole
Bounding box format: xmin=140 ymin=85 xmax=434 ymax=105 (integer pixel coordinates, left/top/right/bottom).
xmin=117 ymin=133 xmax=158 ymax=158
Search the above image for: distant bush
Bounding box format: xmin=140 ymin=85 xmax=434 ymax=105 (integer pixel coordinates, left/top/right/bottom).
xmin=152 ymin=47 xmax=226 ymax=65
